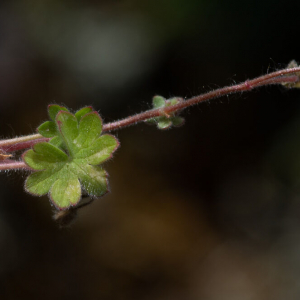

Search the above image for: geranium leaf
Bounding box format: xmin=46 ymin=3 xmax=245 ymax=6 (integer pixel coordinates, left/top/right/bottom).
xmin=48 ymin=105 xmax=69 ymax=121
xmin=75 ymin=112 xmax=102 ymax=149
xmin=56 ymin=111 xmax=79 ymax=155
xmin=75 ymin=135 xmax=119 ymax=165
xmin=37 ymin=121 xmax=57 ymax=138
xmin=25 ymin=168 xmax=63 ymax=196
xmin=75 ymin=106 xmax=93 ymax=122
xmin=50 ymin=174 xmax=81 ymax=209
xmin=23 ymin=142 xmax=68 ymax=170
xmin=157 ymin=118 xmax=172 ymax=129
xmin=49 ymin=136 xmax=65 ymax=149
xmin=76 ymin=165 xmax=109 ymax=196
xmin=23 ymin=107 xmax=119 ymax=210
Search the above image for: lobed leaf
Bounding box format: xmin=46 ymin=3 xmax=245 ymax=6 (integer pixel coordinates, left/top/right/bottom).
xmin=75 ymin=165 xmax=109 ymax=196
xmin=75 ymin=106 xmax=93 ymax=122
xmin=38 ymin=121 xmax=57 ymax=138
xmin=50 ymin=174 xmax=81 ymax=209
xmin=23 ymin=142 xmax=68 ymax=170
xmin=48 ymin=105 xmax=69 ymax=121
xmin=56 ymin=111 xmax=79 ymax=155
xmin=75 ymin=112 xmax=103 ymax=150
xmin=75 ymin=135 xmax=119 ymax=165
xmin=24 ymin=106 xmax=119 ymax=210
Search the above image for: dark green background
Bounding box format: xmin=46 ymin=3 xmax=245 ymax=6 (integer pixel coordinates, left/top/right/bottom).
xmin=1 ymin=1 xmax=300 ymax=299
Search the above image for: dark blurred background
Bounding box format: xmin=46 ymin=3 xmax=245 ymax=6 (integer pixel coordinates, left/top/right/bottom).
xmin=1 ymin=0 xmax=300 ymax=299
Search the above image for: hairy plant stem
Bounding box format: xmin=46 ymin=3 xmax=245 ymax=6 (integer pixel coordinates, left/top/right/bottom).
xmin=0 ymin=134 xmax=49 ymax=152
xmin=0 ymin=66 xmax=299 ymax=171
xmin=0 ymin=160 xmax=31 ymax=171
xmin=103 ymin=70 xmax=300 ymax=131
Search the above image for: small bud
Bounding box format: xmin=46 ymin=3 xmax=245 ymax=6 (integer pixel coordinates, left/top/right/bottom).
xmin=146 ymin=95 xmax=185 ymax=130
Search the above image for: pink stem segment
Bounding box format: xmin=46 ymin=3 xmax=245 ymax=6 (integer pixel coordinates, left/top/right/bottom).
xmin=102 ymin=69 xmax=300 ymax=132
xmin=0 ymin=138 xmax=50 ymax=152
xmin=0 ymin=160 xmax=31 ymax=171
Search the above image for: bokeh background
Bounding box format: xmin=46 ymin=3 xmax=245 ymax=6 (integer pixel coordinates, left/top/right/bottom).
xmin=1 ymin=0 xmax=300 ymax=299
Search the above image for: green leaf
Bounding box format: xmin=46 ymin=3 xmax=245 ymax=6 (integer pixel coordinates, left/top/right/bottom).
xmin=56 ymin=111 xmax=79 ymax=155
xmin=157 ymin=118 xmax=172 ymax=129
xmin=75 ymin=106 xmax=93 ymax=122
xmin=48 ymin=105 xmax=69 ymax=121
xmin=37 ymin=121 xmax=57 ymax=138
xmin=152 ymin=96 xmax=166 ymax=108
xmin=76 ymin=112 xmax=102 ymax=149
xmin=76 ymin=165 xmax=109 ymax=196
xmin=49 ymin=136 xmax=64 ymax=149
xmin=75 ymin=135 xmax=119 ymax=165
xmin=167 ymin=97 xmax=182 ymax=106
xmin=146 ymin=95 xmax=185 ymax=130
xmin=25 ymin=168 xmax=62 ymax=196
xmin=23 ymin=142 xmax=68 ymax=170
xmin=24 ymin=109 xmax=119 ymax=210
xmin=50 ymin=174 xmax=81 ymax=208
xmin=38 ymin=105 xmax=70 ymax=140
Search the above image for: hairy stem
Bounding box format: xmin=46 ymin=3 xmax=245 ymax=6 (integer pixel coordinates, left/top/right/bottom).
xmin=0 ymin=160 xmax=31 ymax=171
xmin=0 ymin=134 xmax=49 ymax=152
xmin=0 ymin=66 xmax=299 ymax=163
xmin=102 ymin=68 xmax=300 ymax=132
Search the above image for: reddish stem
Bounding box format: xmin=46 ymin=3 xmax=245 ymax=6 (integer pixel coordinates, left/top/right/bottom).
xmin=0 ymin=65 xmax=299 ymax=171
xmin=0 ymin=160 xmax=31 ymax=171
xmin=102 ymin=69 xmax=300 ymax=132
xmin=0 ymin=138 xmax=49 ymax=152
